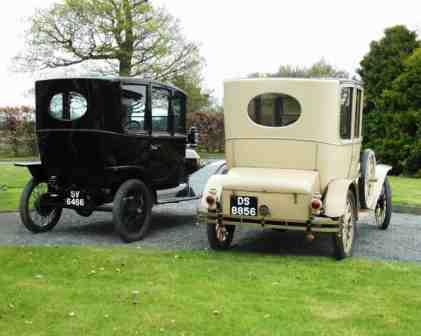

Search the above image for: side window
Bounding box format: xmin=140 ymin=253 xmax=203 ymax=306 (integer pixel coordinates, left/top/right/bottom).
xmin=340 ymin=87 xmax=354 ymax=140
xmin=122 ymin=85 xmax=147 ymax=132
xmin=248 ymin=93 xmax=301 ymax=127
xmin=152 ymin=88 xmax=170 ymax=132
xmin=355 ymin=89 xmax=362 ymax=138
xmin=49 ymin=92 xmax=87 ymax=121
xmin=173 ymin=94 xmax=186 ymax=134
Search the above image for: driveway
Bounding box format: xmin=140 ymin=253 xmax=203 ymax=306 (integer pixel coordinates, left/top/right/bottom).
xmin=0 ymin=206 xmax=420 ymax=262
xmin=0 ymin=160 xmax=420 ymax=261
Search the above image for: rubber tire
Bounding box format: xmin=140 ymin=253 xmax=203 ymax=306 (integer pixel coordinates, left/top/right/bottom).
xmin=332 ymin=191 xmax=357 ymax=260
xmin=207 ymin=223 xmax=235 ymax=250
xmin=376 ymin=177 xmax=392 ymax=230
xmin=359 ymin=149 xmax=377 ymax=209
xmin=20 ymin=178 xmax=62 ymax=233
xmin=113 ymin=179 xmax=153 ymax=243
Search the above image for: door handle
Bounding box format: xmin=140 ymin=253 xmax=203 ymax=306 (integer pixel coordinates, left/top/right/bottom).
xmin=150 ymin=144 xmax=160 ymax=151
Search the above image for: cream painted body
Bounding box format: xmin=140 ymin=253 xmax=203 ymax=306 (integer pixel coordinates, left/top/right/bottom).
xmin=199 ymin=78 xmax=391 ymax=229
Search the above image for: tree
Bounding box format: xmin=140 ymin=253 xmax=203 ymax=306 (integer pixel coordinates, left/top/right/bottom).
xmin=16 ymin=0 xmax=202 ymax=81
xmin=358 ymin=25 xmax=419 ymax=110
xmin=248 ymin=59 xmax=349 ymax=79
xmin=381 ymin=48 xmax=421 ymax=111
xmin=172 ymin=73 xmax=211 ymax=113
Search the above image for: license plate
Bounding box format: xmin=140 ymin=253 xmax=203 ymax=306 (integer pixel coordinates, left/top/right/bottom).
xmin=230 ymin=196 xmax=258 ymax=217
xmin=65 ymin=190 xmax=86 ymax=208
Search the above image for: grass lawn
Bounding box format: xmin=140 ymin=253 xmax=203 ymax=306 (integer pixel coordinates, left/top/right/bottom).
xmin=0 ymin=247 xmax=420 ymax=336
xmin=0 ymin=164 xmax=420 ymax=212
xmin=389 ymin=176 xmax=421 ymax=207
xmin=0 ymin=165 xmax=30 ymax=212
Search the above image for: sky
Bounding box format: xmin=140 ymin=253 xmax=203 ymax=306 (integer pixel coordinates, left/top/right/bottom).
xmin=0 ymin=0 xmax=420 ymax=106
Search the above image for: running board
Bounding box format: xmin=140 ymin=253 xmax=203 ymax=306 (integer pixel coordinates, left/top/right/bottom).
xmin=157 ymin=196 xmax=201 ymax=205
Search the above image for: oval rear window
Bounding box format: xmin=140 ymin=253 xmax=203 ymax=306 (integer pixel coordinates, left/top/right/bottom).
xmin=248 ymin=93 xmax=301 ymax=127
xmin=49 ymin=92 xmax=87 ymax=121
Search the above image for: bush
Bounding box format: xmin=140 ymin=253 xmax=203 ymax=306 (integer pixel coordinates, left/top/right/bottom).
xmin=187 ymin=112 xmax=225 ymax=153
xmin=0 ymin=106 xmax=37 ymax=157
xmin=363 ymin=109 xmax=421 ymax=175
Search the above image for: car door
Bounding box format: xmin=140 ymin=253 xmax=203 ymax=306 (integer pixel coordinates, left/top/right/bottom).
xmin=149 ymin=86 xmax=184 ymax=188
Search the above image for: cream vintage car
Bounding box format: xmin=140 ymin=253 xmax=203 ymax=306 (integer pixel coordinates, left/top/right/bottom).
xmin=198 ymin=78 xmax=392 ymax=259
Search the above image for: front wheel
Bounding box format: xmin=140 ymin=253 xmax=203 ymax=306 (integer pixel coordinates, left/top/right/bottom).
xmin=207 ymin=222 xmax=235 ymax=250
xmin=332 ymin=191 xmax=357 ymax=260
xmin=375 ymin=177 xmax=392 ymax=230
xmin=20 ymin=178 xmax=62 ymax=233
xmin=113 ymin=179 xmax=153 ymax=243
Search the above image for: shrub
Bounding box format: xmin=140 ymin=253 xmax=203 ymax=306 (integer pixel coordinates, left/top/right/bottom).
xmin=187 ymin=112 xmax=225 ymax=153
xmin=0 ymin=106 xmax=37 ymax=157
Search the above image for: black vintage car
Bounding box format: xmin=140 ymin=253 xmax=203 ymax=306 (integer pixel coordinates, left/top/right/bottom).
xmin=16 ymin=77 xmax=205 ymax=242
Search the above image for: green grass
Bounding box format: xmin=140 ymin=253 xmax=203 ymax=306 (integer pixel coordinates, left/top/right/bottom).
xmin=0 ymin=165 xmax=30 ymax=212
xmin=0 ymin=164 xmax=420 ymax=212
xmin=0 ymin=247 xmax=420 ymax=336
xmin=389 ymin=176 xmax=421 ymax=207
xmin=198 ymin=151 xmax=225 ymax=160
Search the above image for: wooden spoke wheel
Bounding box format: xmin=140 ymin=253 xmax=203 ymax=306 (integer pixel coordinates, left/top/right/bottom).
xmin=207 ymin=222 xmax=235 ymax=251
xmin=374 ymin=177 xmax=392 ymax=230
xmin=20 ymin=179 xmax=62 ymax=233
xmin=333 ymin=191 xmax=357 ymax=260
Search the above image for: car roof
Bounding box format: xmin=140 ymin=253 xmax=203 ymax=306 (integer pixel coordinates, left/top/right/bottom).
xmin=36 ymin=76 xmax=187 ymax=95
xmin=224 ymin=77 xmax=362 ymax=87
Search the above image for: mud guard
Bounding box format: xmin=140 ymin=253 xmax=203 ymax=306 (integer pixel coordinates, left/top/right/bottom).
xmin=324 ymin=179 xmax=355 ymax=218
xmin=368 ymin=164 xmax=392 ymax=210
xmin=15 ymin=162 xmax=47 ymax=181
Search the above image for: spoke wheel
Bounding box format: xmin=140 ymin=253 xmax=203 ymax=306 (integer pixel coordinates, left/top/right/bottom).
xmin=113 ymin=179 xmax=153 ymax=243
xmin=333 ymin=191 xmax=357 ymax=260
xmin=374 ymin=177 xmax=392 ymax=230
xmin=20 ymin=179 xmax=62 ymax=233
xmin=207 ymin=221 xmax=235 ymax=251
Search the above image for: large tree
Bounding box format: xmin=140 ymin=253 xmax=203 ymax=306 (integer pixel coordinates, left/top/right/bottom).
xmin=16 ymin=0 xmax=202 ymax=80
xmin=358 ymin=25 xmax=419 ymax=110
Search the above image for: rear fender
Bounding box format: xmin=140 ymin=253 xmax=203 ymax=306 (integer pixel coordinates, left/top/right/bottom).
xmin=199 ymin=174 xmax=227 ymax=211
xmin=368 ymin=164 xmax=392 ymax=210
xmin=324 ymin=179 xmax=355 ymax=218
xmin=15 ymin=162 xmax=46 ymax=181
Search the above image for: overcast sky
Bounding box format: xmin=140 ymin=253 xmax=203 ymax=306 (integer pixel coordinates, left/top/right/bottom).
xmin=0 ymin=0 xmax=420 ymax=106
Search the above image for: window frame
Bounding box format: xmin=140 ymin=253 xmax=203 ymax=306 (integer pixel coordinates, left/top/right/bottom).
xmin=49 ymin=91 xmax=88 ymax=122
xmin=151 ymin=86 xmax=172 ymax=135
xmin=354 ymin=88 xmax=363 ymax=139
xmin=121 ymin=84 xmax=148 ymax=134
xmin=247 ymin=92 xmax=302 ymax=128
xmin=339 ymin=86 xmax=354 ymax=141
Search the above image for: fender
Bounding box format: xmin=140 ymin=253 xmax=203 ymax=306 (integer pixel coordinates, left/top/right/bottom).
xmin=15 ymin=162 xmax=47 ymax=181
xmin=368 ymin=164 xmax=392 ymax=210
xmin=324 ymin=178 xmax=356 ymax=218
xmin=199 ymin=174 xmax=227 ymax=211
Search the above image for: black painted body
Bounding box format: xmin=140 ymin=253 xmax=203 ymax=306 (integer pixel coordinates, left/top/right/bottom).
xmin=29 ymin=78 xmax=189 ymax=208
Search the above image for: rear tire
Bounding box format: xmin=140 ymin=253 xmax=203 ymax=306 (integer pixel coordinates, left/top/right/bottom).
xmin=375 ymin=177 xmax=392 ymax=230
xmin=207 ymin=223 xmax=235 ymax=250
xmin=20 ymin=178 xmax=62 ymax=233
xmin=333 ymin=191 xmax=357 ymax=260
xmin=113 ymin=179 xmax=153 ymax=243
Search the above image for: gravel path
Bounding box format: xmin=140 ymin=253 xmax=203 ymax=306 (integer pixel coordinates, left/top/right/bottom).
xmin=0 ymin=206 xmax=420 ymax=261
xmin=1 ymin=160 xmax=420 ymax=261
